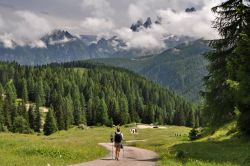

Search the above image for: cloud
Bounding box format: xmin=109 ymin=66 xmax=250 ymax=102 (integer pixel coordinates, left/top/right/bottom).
xmin=81 ymin=0 xmax=114 ymax=17
xmin=0 ymin=10 xmax=51 ymax=48
xmin=156 ymin=1 xmax=220 ymax=39
xmin=114 ymin=0 xmax=223 ymax=51
xmin=115 ymin=25 xmax=166 ymax=51
xmin=81 ymin=17 xmax=115 ymax=37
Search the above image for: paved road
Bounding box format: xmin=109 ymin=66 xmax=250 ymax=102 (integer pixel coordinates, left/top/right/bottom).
xmin=71 ymin=143 xmax=159 ymax=166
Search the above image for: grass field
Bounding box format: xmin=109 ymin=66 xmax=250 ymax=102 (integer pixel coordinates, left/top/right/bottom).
xmin=0 ymin=123 xmax=249 ymax=166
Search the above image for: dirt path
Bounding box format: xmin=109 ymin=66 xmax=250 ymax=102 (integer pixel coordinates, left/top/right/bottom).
xmin=71 ymin=143 xmax=159 ymax=166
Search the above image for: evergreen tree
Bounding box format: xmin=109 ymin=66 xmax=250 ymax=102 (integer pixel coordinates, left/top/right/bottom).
xmin=0 ymin=83 xmax=4 ymax=131
xmin=173 ymin=109 xmax=185 ymax=126
xmin=97 ymin=98 xmax=109 ymax=125
xmin=203 ymin=0 xmax=249 ymax=126
xmin=119 ymin=97 xmax=130 ymax=125
xmin=80 ymin=94 xmax=87 ymax=125
xmin=87 ymin=98 xmax=93 ymax=125
xmin=34 ymin=102 xmax=41 ymax=132
xmin=63 ymin=95 xmax=74 ymax=130
xmin=28 ymin=106 xmax=35 ymax=130
xmin=235 ymin=15 xmax=250 ymax=135
xmin=54 ymin=95 xmax=65 ymax=130
xmin=13 ymin=116 xmax=30 ymax=134
xmin=4 ymin=81 xmax=17 ymax=130
xmin=35 ymin=78 xmax=45 ymax=107
xmin=186 ymin=109 xmax=195 ymax=127
xmin=0 ymin=99 xmax=4 ymax=132
xmin=21 ymin=78 xmax=28 ymax=103
xmin=72 ymin=85 xmax=82 ymax=125
xmin=43 ymin=108 xmax=58 ymax=136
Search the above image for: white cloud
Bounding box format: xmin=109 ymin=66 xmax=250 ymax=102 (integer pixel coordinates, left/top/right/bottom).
xmin=82 ymin=0 xmax=114 ymax=17
xmin=115 ymin=25 xmax=166 ymax=51
xmin=0 ymin=10 xmax=51 ymax=48
xmin=0 ymin=34 xmax=14 ymax=48
xmin=81 ymin=17 xmax=115 ymax=37
xmin=156 ymin=1 xmax=220 ymax=39
xmin=114 ymin=0 xmax=223 ymax=51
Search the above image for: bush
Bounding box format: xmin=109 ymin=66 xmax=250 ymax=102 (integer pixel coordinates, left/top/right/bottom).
xmin=175 ymin=150 xmax=186 ymax=159
xmin=189 ymin=128 xmax=200 ymax=141
xmin=13 ymin=116 xmax=31 ymax=134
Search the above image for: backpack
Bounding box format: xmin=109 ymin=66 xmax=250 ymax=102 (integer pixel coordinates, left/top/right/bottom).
xmin=114 ymin=132 xmax=122 ymax=143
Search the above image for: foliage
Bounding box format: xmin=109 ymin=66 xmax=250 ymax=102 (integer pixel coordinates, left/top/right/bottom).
xmin=12 ymin=116 xmax=30 ymax=134
xmin=203 ymin=0 xmax=250 ymax=132
xmin=43 ymin=108 xmax=58 ymax=136
xmin=92 ymin=39 xmax=210 ymax=102
xmin=189 ymin=128 xmax=200 ymax=141
xmin=0 ymin=61 xmax=200 ymax=134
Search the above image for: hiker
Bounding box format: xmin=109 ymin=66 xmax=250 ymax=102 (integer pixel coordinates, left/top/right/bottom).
xmin=114 ymin=128 xmax=123 ymax=160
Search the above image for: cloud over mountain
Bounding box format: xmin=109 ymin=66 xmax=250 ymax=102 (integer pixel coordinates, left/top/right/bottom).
xmin=0 ymin=0 xmax=225 ymax=49
xmin=0 ymin=10 xmax=51 ymax=48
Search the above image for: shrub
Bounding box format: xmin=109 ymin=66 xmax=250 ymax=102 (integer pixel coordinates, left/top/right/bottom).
xmin=13 ymin=116 xmax=31 ymax=134
xmin=189 ymin=128 xmax=200 ymax=141
xmin=175 ymin=150 xmax=186 ymax=159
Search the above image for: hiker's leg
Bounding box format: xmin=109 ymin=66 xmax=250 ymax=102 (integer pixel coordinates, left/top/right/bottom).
xmin=115 ymin=147 xmax=118 ymax=159
xmin=117 ymin=146 xmax=120 ymax=159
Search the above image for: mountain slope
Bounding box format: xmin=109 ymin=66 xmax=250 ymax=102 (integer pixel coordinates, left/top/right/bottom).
xmin=91 ymin=40 xmax=210 ymax=102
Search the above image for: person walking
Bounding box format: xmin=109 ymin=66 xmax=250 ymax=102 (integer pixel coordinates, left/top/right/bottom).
xmin=114 ymin=128 xmax=123 ymax=160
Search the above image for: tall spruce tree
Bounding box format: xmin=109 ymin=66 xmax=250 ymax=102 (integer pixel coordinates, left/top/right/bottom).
xmin=43 ymin=108 xmax=58 ymax=136
xmin=235 ymin=13 xmax=250 ymax=135
xmin=119 ymin=97 xmax=130 ymax=125
xmin=72 ymin=85 xmax=82 ymax=125
xmin=34 ymin=101 xmax=41 ymax=132
xmin=28 ymin=106 xmax=35 ymax=130
xmin=21 ymin=78 xmax=28 ymax=103
xmin=203 ymin=0 xmax=249 ymax=126
xmin=4 ymin=81 xmax=17 ymax=130
xmin=97 ymin=98 xmax=109 ymax=125
xmin=63 ymin=95 xmax=74 ymax=130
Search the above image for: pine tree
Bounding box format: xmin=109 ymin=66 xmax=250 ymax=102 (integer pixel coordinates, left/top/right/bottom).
xmin=173 ymin=109 xmax=185 ymax=126
xmin=72 ymin=85 xmax=82 ymax=125
xmin=21 ymin=78 xmax=28 ymax=103
xmin=119 ymin=97 xmax=130 ymax=125
xmin=13 ymin=116 xmax=30 ymax=134
xmin=203 ymin=0 xmax=249 ymax=126
xmin=35 ymin=78 xmax=45 ymax=106
xmin=80 ymin=94 xmax=87 ymax=125
xmin=43 ymin=108 xmax=58 ymax=136
xmin=28 ymin=106 xmax=35 ymax=130
xmin=34 ymin=102 xmax=41 ymax=132
xmin=0 ymin=83 xmax=4 ymax=131
xmin=4 ymin=81 xmax=17 ymax=130
xmin=87 ymin=98 xmax=93 ymax=125
xmin=0 ymin=99 xmax=4 ymax=132
xmin=186 ymin=109 xmax=195 ymax=127
xmin=97 ymin=98 xmax=109 ymax=125
xmin=235 ymin=14 xmax=250 ymax=135
xmin=63 ymin=95 xmax=74 ymax=130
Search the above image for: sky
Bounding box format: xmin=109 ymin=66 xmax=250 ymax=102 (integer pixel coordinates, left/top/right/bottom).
xmin=0 ymin=0 xmax=225 ymax=49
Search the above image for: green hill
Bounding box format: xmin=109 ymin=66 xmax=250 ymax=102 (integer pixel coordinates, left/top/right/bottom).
xmin=0 ymin=61 xmax=200 ymax=135
xmin=91 ymin=40 xmax=210 ymax=102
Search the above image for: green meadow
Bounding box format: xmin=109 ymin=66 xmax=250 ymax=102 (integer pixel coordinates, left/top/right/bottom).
xmin=0 ymin=123 xmax=249 ymax=166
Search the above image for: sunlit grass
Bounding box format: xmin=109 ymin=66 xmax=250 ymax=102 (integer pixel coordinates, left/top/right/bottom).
xmin=0 ymin=123 xmax=249 ymax=166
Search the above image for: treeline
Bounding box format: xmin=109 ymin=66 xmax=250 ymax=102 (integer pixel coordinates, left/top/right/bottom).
xmin=0 ymin=61 xmax=201 ymax=135
xmin=203 ymin=0 xmax=250 ymax=135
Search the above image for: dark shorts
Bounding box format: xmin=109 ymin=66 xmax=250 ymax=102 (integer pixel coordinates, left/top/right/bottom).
xmin=115 ymin=143 xmax=122 ymax=148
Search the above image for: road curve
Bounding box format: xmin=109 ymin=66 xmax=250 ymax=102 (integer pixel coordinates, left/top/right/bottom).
xmin=70 ymin=143 xmax=159 ymax=166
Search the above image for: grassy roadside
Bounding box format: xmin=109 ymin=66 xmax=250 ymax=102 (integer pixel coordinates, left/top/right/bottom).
xmin=0 ymin=127 xmax=111 ymax=166
xmin=124 ymin=123 xmax=250 ymax=166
